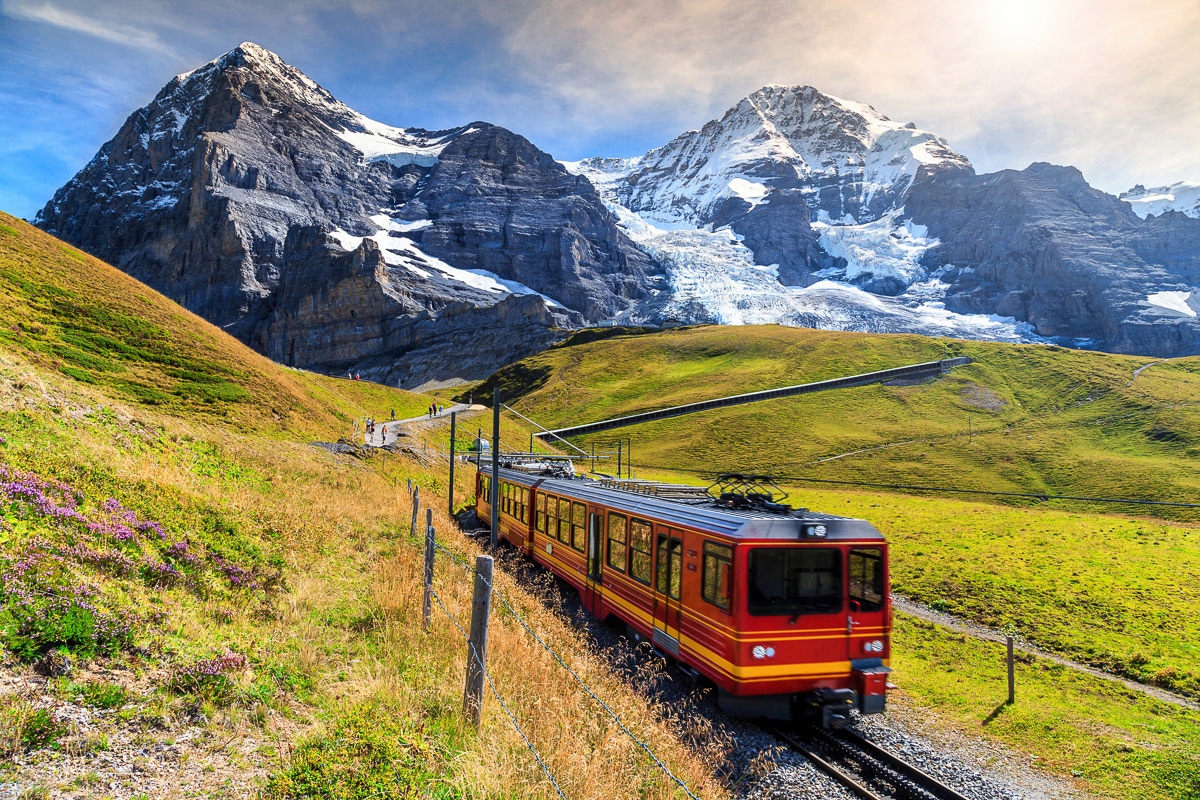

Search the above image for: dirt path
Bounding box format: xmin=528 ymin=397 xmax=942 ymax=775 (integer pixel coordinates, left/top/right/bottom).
xmin=361 ymin=403 xmax=483 ymax=447
xmin=893 ymin=596 xmax=1200 ymax=710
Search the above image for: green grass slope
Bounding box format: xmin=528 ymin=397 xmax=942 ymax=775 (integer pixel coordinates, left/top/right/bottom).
xmin=0 ymin=211 xmax=429 ymax=435
xmin=487 ymin=324 xmax=1200 ymax=513
xmin=486 ymin=324 xmax=1200 ymax=799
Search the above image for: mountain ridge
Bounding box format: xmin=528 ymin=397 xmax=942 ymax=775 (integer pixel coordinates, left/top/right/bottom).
xmin=34 ymin=43 xmax=1200 ymax=378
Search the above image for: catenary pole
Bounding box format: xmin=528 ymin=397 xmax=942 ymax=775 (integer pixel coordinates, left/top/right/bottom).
xmin=448 ymin=411 xmax=457 ymax=518
xmin=491 ymin=387 xmax=500 ymax=547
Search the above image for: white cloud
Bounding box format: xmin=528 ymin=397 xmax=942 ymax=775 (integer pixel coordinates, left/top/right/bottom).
xmin=2 ymin=0 xmax=170 ymax=52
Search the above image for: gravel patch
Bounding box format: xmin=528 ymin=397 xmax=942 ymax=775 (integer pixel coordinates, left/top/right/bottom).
xmin=0 ymin=663 xmax=306 ymax=799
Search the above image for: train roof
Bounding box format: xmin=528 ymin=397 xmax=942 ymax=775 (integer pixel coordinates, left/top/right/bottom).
xmin=486 ymin=467 xmax=883 ymax=543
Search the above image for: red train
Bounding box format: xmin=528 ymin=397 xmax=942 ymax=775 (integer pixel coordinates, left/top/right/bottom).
xmin=475 ymin=465 xmax=892 ymax=727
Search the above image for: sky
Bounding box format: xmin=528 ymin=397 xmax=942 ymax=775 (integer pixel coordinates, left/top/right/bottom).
xmin=1 ymin=0 xmax=1198 ymax=219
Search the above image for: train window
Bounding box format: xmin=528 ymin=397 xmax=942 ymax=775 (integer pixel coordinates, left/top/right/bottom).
xmin=702 ymin=542 xmax=733 ymax=611
xmin=747 ymin=547 xmax=842 ymax=616
xmin=501 ymin=482 xmax=511 ymax=516
xmin=606 ymin=514 xmax=627 ymax=572
xmin=629 ymin=518 xmax=653 ymax=584
xmin=571 ymin=502 xmax=586 ymax=551
xmin=558 ymin=498 xmax=572 ymax=544
xmin=849 ymin=548 xmax=885 ymax=612
xmin=535 ymin=495 xmax=546 ymax=533
xmin=655 ymin=535 xmax=683 ymax=599
xmin=544 ymin=493 xmax=557 ymax=535
xmin=480 ymin=475 xmax=490 ymax=501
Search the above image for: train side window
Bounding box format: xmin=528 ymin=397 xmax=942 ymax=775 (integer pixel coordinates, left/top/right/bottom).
xmin=571 ymin=502 xmax=586 ymax=551
xmin=655 ymin=534 xmax=683 ymax=599
xmin=535 ymin=494 xmax=546 ymax=533
xmin=558 ymin=498 xmax=572 ymax=544
xmin=545 ymin=493 xmax=558 ymax=536
xmin=702 ymin=542 xmax=733 ymax=611
xmin=848 ymin=548 xmax=885 ymax=612
xmin=500 ymin=482 xmax=510 ymax=516
xmin=480 ymin=475 xmax=490 ymax=502
xmin=629 ymin=518 xmax=653 ymax=584
xmin=606 ymin=513 xmax=627 ymax=572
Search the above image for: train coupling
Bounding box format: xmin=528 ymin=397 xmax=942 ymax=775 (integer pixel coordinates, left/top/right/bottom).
xmin=808 ymin=688 xmax=855 ymax=728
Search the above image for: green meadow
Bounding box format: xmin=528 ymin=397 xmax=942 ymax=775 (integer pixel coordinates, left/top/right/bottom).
xmin=485 ymin=324 xmax=1200 ymax=799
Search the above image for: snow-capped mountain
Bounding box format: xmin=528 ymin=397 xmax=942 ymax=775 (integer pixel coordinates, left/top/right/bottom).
xmin=566 ymin=87 xmax=1200 ymax=354
xmin=571 ymin=85 xmax=970 ymax=229
xmin=35 ymin=44 xmax=1200 ymax=379
xmin=37 ymin=43 xmax=659 ymax=386
xmin=1121 ymin=182 xmax=1200 ymax=219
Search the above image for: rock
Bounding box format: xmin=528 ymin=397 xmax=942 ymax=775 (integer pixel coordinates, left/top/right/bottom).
xmin=36 ymin=43 xmax=662 ymax=388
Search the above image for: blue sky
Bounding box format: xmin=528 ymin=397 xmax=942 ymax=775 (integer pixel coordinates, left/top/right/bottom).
xmin=2 ymin=0 xmax=1198 ymax=220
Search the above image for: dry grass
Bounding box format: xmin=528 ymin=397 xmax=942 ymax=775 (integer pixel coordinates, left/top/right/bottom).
xmin=0 ymin=335 xmax=725 ymax=797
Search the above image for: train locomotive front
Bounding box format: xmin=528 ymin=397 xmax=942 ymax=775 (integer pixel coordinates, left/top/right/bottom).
xmin=476 ymin=466 xmax=891 ymax=727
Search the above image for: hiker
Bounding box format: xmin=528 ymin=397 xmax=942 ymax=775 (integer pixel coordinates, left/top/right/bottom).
xmin=438 ymin=403 xmax=444 ymax=415
xmin=390 ymin=409 xmax=395 ymax=420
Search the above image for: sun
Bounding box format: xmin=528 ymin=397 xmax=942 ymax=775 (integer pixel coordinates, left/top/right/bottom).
xmin=980 ymin=0 xmax=1057 ymax=49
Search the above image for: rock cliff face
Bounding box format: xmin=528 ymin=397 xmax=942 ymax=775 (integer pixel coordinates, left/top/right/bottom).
xmin=36 ymin=46 xmax=1200 ymax=366
xmin=905 ymin=163 xmax=1200 ymax=352
xmin=36 ymin=43 xmax=659 ymax=386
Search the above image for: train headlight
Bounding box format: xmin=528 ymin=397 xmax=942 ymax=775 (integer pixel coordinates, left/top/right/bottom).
xmin=864 ymin=640 xmax=884 ymax=653
xmin=804 ymin=524 xmax=827 ymax=538
xmin=751 ymin=645 xmax=777 ymax=659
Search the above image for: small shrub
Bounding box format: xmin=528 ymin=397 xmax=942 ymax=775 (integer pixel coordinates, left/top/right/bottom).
xmin=0 ymin=701 xmax=66 ymax=757
xmin=169 ymin=652 xmax=247 ymax=702
xmin=262 ymin=705 xmax=451 ymax=799
xmin=77 ymin=680 xmax=130 ymax=710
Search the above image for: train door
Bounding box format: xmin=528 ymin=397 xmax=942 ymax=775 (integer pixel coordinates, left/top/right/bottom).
xmin=846 ymin=546 xmax=888 ymax=659
xmin=651 ymin=528 xmax=684 ymax=656
xmin=583 ymin=512 xmax=603 ymax=615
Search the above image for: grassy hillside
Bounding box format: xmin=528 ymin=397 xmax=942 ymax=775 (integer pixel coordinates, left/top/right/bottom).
xmin=487 ymin=323 xmax=1200 ymax=799
xmin=0 ymin=211 xmax=429 ymax=435
xmin=0 ymin=215 xmax=720 ymax=799
xmin=487 ymin=325 xmax=1200 ymax=514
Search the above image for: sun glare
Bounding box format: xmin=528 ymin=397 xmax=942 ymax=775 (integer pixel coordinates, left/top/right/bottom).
xmin=981 ymin=0 xmax=1056 ymax=49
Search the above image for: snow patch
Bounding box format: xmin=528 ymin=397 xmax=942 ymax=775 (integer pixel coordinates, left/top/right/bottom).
xmin=330 ymin=216 xmax=560 ymax=306
xmin=1146 ymin=291 xmax=1196 ymax=317
xmin=814 ymin=214 xmax=938 ymax=286
xmin=1122 ymin=181 xmax=1200 ymax=220
xmin=728 ymin=178 xmax=769 ymax=208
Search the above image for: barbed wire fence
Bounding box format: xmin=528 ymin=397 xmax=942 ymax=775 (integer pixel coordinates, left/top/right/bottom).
xmin=408 ymin=486 xmax=703 ymax=800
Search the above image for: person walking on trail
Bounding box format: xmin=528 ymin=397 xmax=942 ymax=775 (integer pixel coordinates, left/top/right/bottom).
xmin=390 ymin=409 xmax=395 ymax=420
xmin=438 ymin=403 xmax=444 ymax=415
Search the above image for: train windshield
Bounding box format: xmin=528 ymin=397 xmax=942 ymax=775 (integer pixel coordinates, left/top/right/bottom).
xmin=747 ymin=547 xmax=842 ymax=616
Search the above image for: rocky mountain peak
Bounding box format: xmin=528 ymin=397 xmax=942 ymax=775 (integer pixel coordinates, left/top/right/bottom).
xmin=36 ymin=44 xmax=661 ymax=388
xmin=571 ymin=82 xmax=972 ymax=230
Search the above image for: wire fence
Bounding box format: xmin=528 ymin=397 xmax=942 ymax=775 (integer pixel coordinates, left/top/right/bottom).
xmin=414 ymin=489 xmax=703 ymax=800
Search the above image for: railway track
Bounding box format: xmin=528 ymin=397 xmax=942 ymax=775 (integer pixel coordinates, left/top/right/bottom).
xmin=767 ymin=725 xmax=974 ymax=800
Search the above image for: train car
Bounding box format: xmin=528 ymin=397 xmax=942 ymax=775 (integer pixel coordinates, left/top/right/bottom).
xmin=475 ymin=465 xmax=891 ymax=727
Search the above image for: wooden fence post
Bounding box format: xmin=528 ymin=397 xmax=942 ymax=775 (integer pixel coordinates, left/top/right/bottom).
xmin=422 ymin=510 xmax=435 ymax=633
xmin=1007 ymin=636 xmax=1015 ymax=704
xmin=463 ymin=554 xmax=494 ymax=728
xmin=409 ymin=486 xmax=420 ymax=540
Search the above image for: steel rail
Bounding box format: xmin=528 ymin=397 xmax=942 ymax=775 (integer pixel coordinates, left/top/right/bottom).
xmin=768 ymin=726 xmax=882 ymax=800
xmin=834 ymin=728 xmax=973 ymax=800
xmin=767 ymin=724 xmax=976 ymax=800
